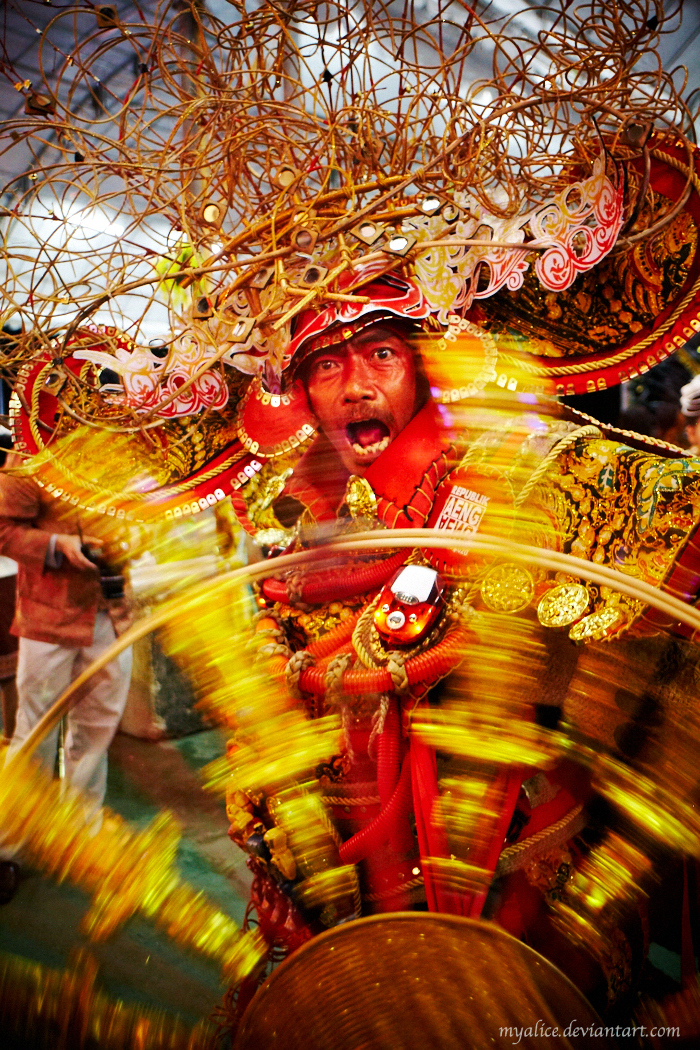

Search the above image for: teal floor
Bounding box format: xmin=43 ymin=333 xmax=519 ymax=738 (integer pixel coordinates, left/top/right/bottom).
xmin=0 ymin=726 xmax=251 ymax=1035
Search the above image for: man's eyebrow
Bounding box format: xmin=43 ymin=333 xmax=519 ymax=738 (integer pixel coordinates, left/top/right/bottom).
xmin=311 ymin=346 xmax=344 ymax=359
xmin=352 ymin=328 xmax=405 ymax=345
xmin=306 ymin=347 xmax=344 ymax=371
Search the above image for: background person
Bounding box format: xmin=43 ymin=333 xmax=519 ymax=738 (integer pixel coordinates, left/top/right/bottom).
xmin=0 ymin=454 xmax=133 ymax=902
xmin=0 ymin=425 xmax=17 ymax=746
xmin=680 ymin=375 xmax=700 ymax=455
xmin=0 ymin=553 xmax=18 ymax=747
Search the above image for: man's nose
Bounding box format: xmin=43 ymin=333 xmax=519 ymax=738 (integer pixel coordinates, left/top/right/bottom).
xmin=342 ymin=356 xmax=376 ymax=401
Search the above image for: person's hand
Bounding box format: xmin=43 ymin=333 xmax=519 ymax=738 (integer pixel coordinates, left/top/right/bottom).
xmin=54 ymin=534 xmax=103 ymax=572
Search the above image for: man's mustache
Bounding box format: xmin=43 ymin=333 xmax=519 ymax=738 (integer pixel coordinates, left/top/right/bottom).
xmin=335 ymin=407 xmax=397 ymax=429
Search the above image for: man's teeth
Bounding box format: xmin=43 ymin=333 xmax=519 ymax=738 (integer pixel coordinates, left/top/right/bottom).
xmin=351 ymin=434 xmax=391 ymax=457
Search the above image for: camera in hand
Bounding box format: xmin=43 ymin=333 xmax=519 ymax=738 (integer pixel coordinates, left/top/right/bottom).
xmin=81 ymin=544 xmax=125 ymax=601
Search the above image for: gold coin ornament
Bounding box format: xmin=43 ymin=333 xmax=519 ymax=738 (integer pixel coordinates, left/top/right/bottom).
xmin=569 ymin=606 xmax=623 ymax=643
xmin=480 ymin=564 xmax=535 ymax=613
xmin=537 ymin=583 xmax=591 ymax=628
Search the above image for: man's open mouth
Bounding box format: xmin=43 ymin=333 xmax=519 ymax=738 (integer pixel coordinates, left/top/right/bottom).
xmin=346 ymin=418 xmax=391 ymax=457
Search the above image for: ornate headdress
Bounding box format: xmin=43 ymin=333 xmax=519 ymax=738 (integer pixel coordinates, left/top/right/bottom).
xmin=3 ymin=0 xmax=700 ymax=517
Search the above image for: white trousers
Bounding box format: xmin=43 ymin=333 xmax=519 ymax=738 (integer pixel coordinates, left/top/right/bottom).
xmin=6 ymin=611 xmax=132 ymax=815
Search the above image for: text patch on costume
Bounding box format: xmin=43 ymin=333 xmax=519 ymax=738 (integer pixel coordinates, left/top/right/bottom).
xmin=433 ymin=484 xmax=489 ymax=534
xmin=426 ymin=475 xmax=492 ymax=575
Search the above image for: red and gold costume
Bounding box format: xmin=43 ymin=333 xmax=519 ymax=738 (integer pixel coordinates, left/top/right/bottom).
xmin=222 ymin=284 xmax=700 ymax=1013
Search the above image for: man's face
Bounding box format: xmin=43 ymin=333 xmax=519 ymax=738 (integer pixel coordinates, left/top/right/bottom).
xmin=304 ymin=324 xmax=419 ymax=476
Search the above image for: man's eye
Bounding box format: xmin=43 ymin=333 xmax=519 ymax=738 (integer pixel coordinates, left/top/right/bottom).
xmin=313 ymin=358 xmax=338 ymax=374
xmin=373 ymin=347 xmax=393 ymax=361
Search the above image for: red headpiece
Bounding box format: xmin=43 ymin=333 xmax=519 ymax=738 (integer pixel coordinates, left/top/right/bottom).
xmin=284 ymin=271 xmax=431 ymax=376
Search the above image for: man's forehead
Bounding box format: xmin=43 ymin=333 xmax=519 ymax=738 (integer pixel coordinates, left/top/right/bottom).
xmin=349 ymin=324 xmax=412 ymax=347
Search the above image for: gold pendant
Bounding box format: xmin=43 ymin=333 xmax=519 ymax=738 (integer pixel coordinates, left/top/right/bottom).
xmin=344 ymin=475 xmax=378 ymax=521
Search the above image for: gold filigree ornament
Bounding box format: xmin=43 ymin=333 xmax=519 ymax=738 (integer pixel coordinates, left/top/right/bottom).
xmin=569 ymin=604 xmax=625 ymax=643
xmin=479 ymin=563 xmax=535 ymax=613
xmin=537 ymin=582 xmax=591 ymax=628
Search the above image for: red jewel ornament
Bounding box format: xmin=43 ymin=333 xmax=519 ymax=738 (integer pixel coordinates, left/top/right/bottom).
xmin=373 ymin=564 xmax=444 ymax=645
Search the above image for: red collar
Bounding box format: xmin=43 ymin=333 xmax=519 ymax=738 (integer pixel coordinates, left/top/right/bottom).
xmin=286 ymin=400 xmax=453 ymax=526
xmin=365 ymin=400 xmax=449 ymax=510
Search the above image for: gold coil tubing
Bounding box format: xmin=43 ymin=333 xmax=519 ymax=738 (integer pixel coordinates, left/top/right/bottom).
xmin=1 ymin=1 xmax=696 ymax=425
xmin=5 ymin=524 xmax=700 ymax=1032
xmin=11 ymin=530 xmax=700 ymax=1010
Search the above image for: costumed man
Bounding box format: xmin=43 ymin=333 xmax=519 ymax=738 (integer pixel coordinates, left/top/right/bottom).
xmin=224 ymin=270 xmax=700 ymax=1015
xmin=0 ymin=455 xmax=133 ymax=901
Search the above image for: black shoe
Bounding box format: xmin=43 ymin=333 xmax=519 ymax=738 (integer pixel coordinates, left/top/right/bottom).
xmin=0 ymin=861 xmax=19 ymax=904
